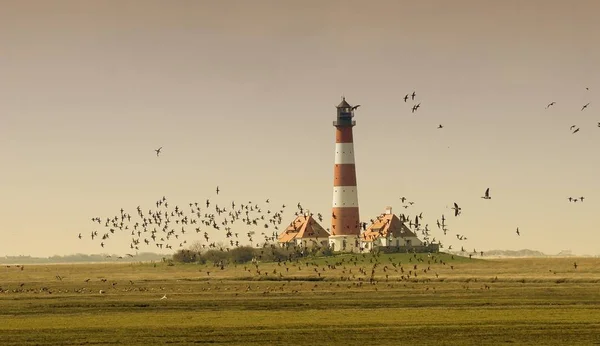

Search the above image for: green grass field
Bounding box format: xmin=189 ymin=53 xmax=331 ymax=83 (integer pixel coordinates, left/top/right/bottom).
xmin=1 ymin=253 xmax=599 ymax=345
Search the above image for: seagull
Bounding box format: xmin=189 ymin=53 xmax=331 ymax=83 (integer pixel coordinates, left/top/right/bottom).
xmin=516 ymin=227 xmax=520 ymax=236
xmin=481 ymin=188 xmax=491 ymax=200
xmin=546 ymin=102 xmax=556 ymax=109
xmin=155 ymin=147 xmax=162 ymax=157
xmin=581 ymin=103 xmax=589 ymax=111
xmin=451 ymin=202 xmax=461 ymax=217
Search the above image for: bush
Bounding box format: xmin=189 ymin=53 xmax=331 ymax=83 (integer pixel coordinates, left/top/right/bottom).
xmin=172 ymin=249 xmax=200 ymax=263
xmin=229 ymin=246 xmax=255 ymax=263
xmin=257 ymin=246 xmax=300 ymax=262
xmin=202 ymin=249 xmax=229 ymax=264
xmin=314 ymin=245 xmax=334 ymax=257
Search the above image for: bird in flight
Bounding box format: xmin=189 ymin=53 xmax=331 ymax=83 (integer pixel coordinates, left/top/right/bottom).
xmin=155 ymin=147 xmax=162 ymax=157
xmin=597 ymin=122 xmax=599 ymax=127
xmin=412 ymin=103 xmax=421 ymax=113
xmin=546 ymin=102 xmax=556 ymax=109
xmin=404 ymin=94 xmax=409 ymax=102
xmin=411 ymin=91 xmax=416 ymax=100
xmin=481 ymin=188 xmax=491 ymax=200
xmin=581 ymin=103 xmax=590 ymax=111
xmin=351 ymin=105 xmax=361 ymax=110
xmin=572 ymin=127 xmax=580 ymax=134
xmin=516 ymin=227 xmax=520 ymax=236
xmin=451 ymin=202 xmax=461 ymax=217
xmin=437 ymin=124 xmax=443 ymax=129
xmin=216 ymin=186 xmax=220 ymax=195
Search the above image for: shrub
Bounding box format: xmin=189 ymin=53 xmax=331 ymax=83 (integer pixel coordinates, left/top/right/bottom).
xmin=202 ymin=249 xmax=229 ymax=264
xmin=172 ymin=250 xmax=200 ymax=263
xmin=229 ymin=246 xmax=255 ymax=263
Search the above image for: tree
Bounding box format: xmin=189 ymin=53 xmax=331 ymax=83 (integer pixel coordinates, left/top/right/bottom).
xmin=188 ymin=240 xmax=204 ymax=254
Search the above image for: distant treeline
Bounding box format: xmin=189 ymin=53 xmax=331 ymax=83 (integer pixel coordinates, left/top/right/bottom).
xmin=172 ymin=245 xmax=333 ymax=264
xmin=0 ymin=252 xmax=167 ymax=265
xmin=483 ymin=249 xmax=548 ymax=257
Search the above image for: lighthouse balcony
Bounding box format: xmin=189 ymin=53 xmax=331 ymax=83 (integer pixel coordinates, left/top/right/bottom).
xmin=333 ymin=120 xmax=356 ymax=127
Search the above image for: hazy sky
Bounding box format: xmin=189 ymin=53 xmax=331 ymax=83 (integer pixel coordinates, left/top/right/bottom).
xmin=1 ymin=0 xmax=599 ymax=257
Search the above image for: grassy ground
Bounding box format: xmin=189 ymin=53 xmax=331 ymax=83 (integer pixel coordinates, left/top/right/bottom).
xmin=1 ymin=253 xmax=599 ymax=345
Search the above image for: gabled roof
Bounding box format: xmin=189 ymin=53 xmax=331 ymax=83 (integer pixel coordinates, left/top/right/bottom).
xmin=361 ymin=210 xmax=417 ymax=242
xmin=278 ymin=214 xmax=330 ymax=243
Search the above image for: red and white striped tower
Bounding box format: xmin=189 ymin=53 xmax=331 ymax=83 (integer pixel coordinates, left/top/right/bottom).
xmin=329 ymin=97 xmax=360 ymax=252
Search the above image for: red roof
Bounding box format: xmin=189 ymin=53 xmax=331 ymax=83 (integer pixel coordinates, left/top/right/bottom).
xmin=278 ymin=214 xmax=330 ymax=243
xmin=362 ymin=210 xmax=417 ymax=242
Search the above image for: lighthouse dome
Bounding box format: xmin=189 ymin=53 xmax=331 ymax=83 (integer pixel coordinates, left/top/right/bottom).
xmin=337 ymin=97 xmax=351 ymax=109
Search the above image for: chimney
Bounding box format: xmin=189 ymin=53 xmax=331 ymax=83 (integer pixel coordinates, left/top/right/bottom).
xmin=385 ymin=206 xmax=392 ymax=215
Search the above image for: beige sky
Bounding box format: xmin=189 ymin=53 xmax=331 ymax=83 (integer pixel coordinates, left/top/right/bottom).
xmin=1 ymin=0 xmax=599 ymax=257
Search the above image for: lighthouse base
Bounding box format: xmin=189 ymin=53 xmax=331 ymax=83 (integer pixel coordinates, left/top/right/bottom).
xmin=329 ymin=235 xmax=360 ymax=253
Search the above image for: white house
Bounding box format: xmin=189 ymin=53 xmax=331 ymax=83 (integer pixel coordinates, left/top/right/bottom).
xmin=360 ymin=206 xmax=423 ymax=252
xmin=278 ymin=212 xmax=330 ymax=249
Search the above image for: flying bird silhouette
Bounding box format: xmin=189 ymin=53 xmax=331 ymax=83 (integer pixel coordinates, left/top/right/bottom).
xmin=451 ymin=203 xmax=461 ymax=217
xmin=481 ymin=188 xmax=491 ymax=200
xmin=155 ymin=147 xmax=162 ymax=157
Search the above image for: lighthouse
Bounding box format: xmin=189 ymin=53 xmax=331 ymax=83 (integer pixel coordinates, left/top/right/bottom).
xmin=329 ymin=97 xmax=361 ymax=252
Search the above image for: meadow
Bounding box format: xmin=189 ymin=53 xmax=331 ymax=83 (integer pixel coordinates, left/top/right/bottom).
xmin=1 ymin=253 xmax=599 ymax=345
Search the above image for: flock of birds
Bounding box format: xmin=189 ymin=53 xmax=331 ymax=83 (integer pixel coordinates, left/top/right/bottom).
xmin=82 ymin=181 xmax=484 ymax=259
xmin=404 ymin=91 xmax=422 ymax=114
xmin=4 ymin=91 xmax=593 ymax=300
xmin=83 ymin=189 xmax=291 ymax=255
xmin=544 ymin=88 xmax=595 ymax=134
xmin=80 ymin=86 xmax=596 ymax=264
